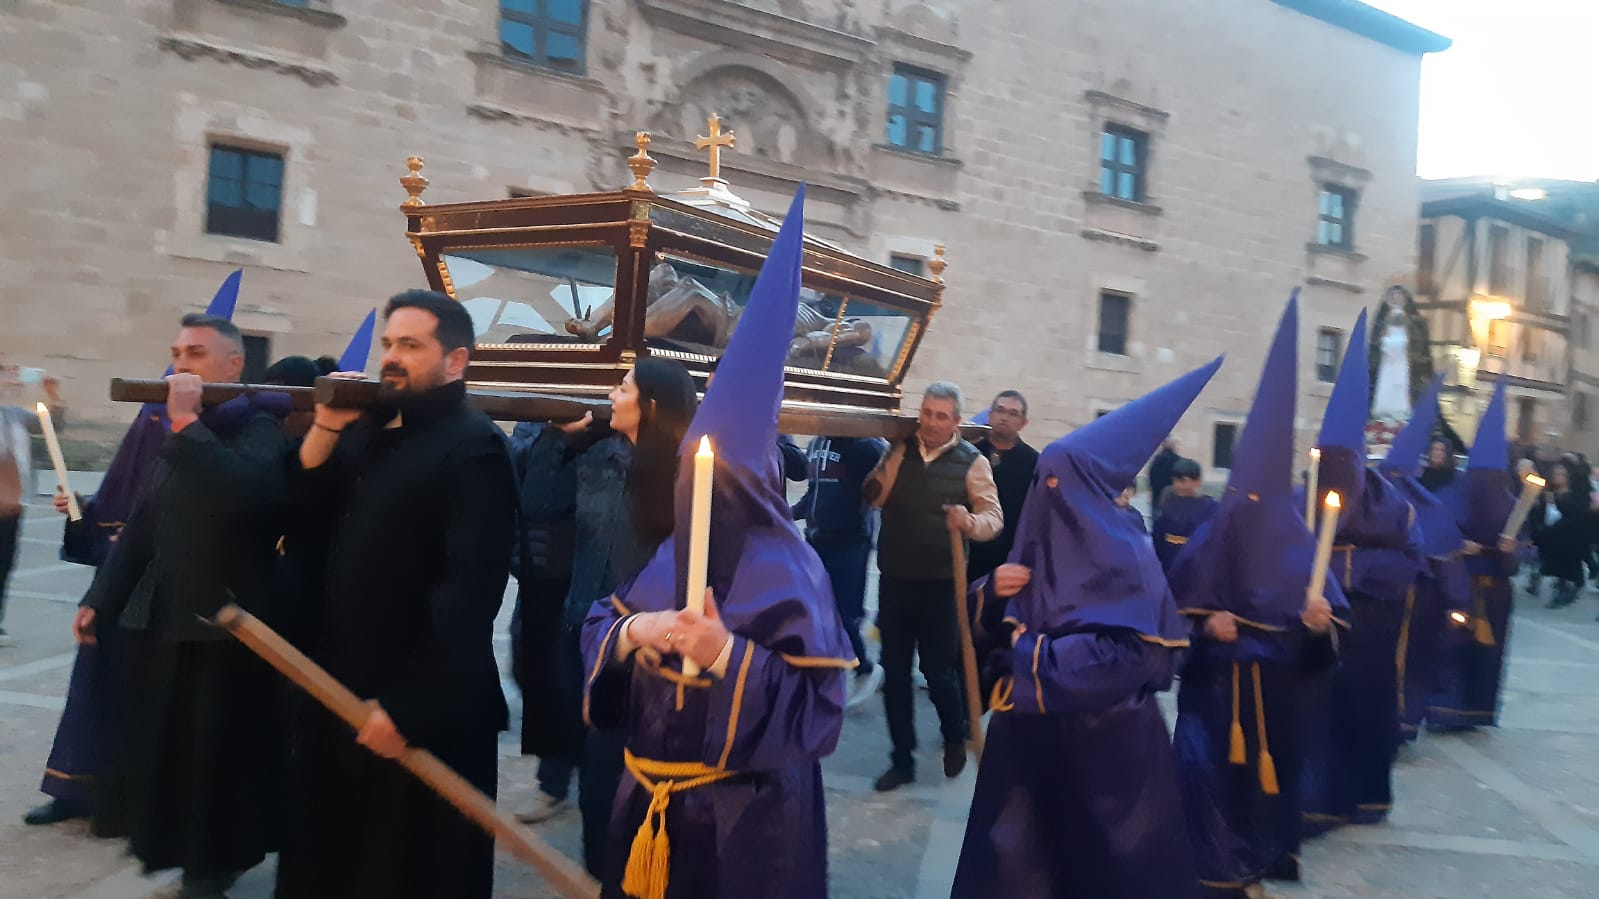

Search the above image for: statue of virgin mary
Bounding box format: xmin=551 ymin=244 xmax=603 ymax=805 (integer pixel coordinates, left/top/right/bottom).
xmin=1368 ymin=285 xmax=1436 ymax=421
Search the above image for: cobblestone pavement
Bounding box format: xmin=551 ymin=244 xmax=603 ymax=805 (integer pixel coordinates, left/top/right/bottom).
xmin=5 ymin=486 xmax=1599 ymax=898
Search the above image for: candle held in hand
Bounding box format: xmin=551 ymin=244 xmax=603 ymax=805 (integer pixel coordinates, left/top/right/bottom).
xmin=1306 ymin=491 xmax=1341 ymax=610
xmin=1500 ymin=473 xmax=1545 ymax=543
xmin=35 ymin=403 xmax=81 ymax=521
xmin=683 ymin=435 xmax=714 ymax=677
xmin=1304 ymin=447 xmax=1321 ymax=533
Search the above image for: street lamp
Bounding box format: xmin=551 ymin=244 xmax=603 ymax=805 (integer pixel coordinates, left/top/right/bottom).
xmin=1454 ymin=294 xmax=1513 ymax=440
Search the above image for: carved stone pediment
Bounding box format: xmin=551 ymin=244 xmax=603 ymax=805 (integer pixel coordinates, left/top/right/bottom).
xmin=654 ymin=67 xmax=826 ymax=171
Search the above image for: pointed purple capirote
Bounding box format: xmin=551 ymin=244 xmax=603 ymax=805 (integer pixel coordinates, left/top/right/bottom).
xmin=1317 ymin=307 xmax=1370 ymax=456
xmin=1004 ymin=356 xmax=1222 ymax=642
xmin=337 ymin=309 xmax=377 ymax=373
xmin=1169 ymin=293 xmax=1349 ymax=638
xmin=1381 ymin=374 xmax=1444 ymax=480
xmin=1455 ymin=376 xmax=1517 ymax=543
xmin=616 ymin=185 xmax=853 ymax=662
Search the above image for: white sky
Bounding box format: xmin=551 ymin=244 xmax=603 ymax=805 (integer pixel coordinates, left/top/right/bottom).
xmin=1361 ymin=0 xmax=1599 ymax=182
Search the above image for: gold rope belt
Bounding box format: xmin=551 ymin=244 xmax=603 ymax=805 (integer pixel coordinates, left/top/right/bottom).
xmin=1229 ymin=661 xmax=1279 ymax=795
xmin=620 ymin=749 xmax=740 ymax=899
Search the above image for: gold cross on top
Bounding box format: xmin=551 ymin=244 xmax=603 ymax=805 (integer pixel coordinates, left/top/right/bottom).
xmin=694 ymin=114 xmax=737 ymax=181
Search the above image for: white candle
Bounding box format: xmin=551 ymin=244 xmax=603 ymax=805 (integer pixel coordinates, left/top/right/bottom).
xmin=1305 ymin=447 xmax=1321 ymax=533
xmin=35 ymin=402 xmax=81 ymax=521
xmin=1307 ymin=491 xmax=1341 ymax=607
xmin=1500 ymin=473 xmax=1546 ymax=543
xmin=683 ymin=435 xmax=714 ymax=676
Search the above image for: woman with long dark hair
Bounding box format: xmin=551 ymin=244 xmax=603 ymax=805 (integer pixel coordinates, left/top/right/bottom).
xmin=511 ymin=357 xmax=697 ymax=879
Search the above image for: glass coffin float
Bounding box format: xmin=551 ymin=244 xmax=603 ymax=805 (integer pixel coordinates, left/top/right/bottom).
xmin=397 ymin=130 xmax=952 ymax=438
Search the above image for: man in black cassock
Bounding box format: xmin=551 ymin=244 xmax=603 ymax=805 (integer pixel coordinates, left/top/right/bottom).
xmin=277 ymin=290 xmax=515 ymax=899
xmin=75 ymin=313 xmax=292 ymax=898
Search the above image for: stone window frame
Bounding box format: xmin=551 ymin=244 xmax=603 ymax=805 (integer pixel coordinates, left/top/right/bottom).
xmin=1315 ymin=327 xmax=1343 ymax=383
xmin=888 ymin=253 xmax=927 ymax=276
xmin=1305 ymin=156 xmax=1370 ymax=260
xmin=885 ymin=63 xmax=947 ymax=157
xmin=163 ymin=108 xmax=318 ymax=273
xmin=204 ymin=143 xmax=286 ymax=244
xmin=1316 ymin=184 xmax=1356 ymax=249
xmin=497 ymin=0 xmax=589 ymax=77
xmin=1098 ymin=125 xmax=1149 ymax=203
xmin=1211 ymin=418 xmax=1242 ymax=471
xmin=1082 ymin=90 xmax=1168 ymax=215
xmin=207 ymin=0 xmax=345 ymax=28
xmin=1096 ymin=290 xmax=1133 ymax=357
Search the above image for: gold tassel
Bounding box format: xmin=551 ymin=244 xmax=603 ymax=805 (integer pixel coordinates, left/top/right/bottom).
xmin=1252 ymin=662 xmax=1279 ymax=796
xmin=622 ymin=785 xmax=673 ymax=899
xmin=1473 ymin=587 xmax=1496 ymax=646
xmin=1229 ymin=662 xmax=1246 ymax=765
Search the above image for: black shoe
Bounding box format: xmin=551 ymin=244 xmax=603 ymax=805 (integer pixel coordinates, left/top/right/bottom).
xmin=943 ymin=741 xmax=967 ymax=778
xmin=1263 ymin=852 xmax=1301 ymax=882
xmin=23 ymin=799 xmax=89 ymax=826
xmin=873 ymin=766 xmax=914 ymax=792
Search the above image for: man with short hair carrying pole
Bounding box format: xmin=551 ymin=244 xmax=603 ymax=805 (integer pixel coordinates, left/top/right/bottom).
xmin=76 ymin=311 xmax=292 ymax=898
xmin=277 ymin=290 xmax=516 ymax=899
xmin=865 ymin=380 xmax=1003 ymax=791
xmin=24 ymin=272 xmax=243 ymax=828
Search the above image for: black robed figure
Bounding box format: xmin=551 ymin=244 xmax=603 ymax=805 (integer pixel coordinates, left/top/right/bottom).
xmin=279 ymin=291 xmax=517 ymax=899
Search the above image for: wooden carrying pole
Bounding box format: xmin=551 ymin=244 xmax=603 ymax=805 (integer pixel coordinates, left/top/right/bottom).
xmin=947 ymin=528 xmax=986 ymax=760
xmin=109 ymin=377 xmax=985 ymax=441
xmin=212 ymin=605 xmax=600 ymax=899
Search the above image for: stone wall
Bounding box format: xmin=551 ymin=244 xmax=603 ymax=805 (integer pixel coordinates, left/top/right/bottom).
xmin=1 ymin=0 xmax=1432 ymax=469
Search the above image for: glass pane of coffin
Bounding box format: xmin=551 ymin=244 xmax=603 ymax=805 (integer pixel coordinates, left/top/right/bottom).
xmin=442 ymin=244 xmax=619 ymax=346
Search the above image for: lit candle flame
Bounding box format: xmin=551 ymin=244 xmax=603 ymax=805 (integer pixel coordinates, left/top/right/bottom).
xmin=35 ymin=402 xmax=46 ymax=414
xmin=1309 ymin=447 xmax=1321 ymax=461
xmin=1449 ymin=611 xmax=1469 ymax=624
xmin=1325 ymin=491 xmax=1341 ymax=510
xmin=697 ymin=435 xmax=713 ymax=457
xmin=1527 ymin=475 xmax=1546 ymax=488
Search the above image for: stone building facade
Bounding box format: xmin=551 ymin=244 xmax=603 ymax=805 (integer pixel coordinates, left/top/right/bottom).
xmin=1 ymin=0 xmax=1446 ymax=470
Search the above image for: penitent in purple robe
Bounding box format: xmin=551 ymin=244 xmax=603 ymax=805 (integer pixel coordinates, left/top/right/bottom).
xmin=1429 ymin=377 xmax=1519 ymax=729
xmin=1296 ymin=309 xmax=1422 ymax=835
xmin=1153 ymin=493 xmax=1220 ymax=575
xmin=582 ymin=187 xmax=855 ymax=899
xmin=39 ymin=270 xmax=242 ymax=806
xmin=951 ymin=357 xmax=1222 ymax=899
xmin=1168 ymin=295 xmax=1347 ymax=894
xmin=1376 ymin=376 xmax=1472 ymax=744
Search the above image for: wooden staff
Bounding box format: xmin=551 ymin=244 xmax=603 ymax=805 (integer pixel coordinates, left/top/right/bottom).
xmin=109 ymin=377 xmax=610 ymax=423
xmin=212 ymin=605 xmax=600 ymax=899
xmin=948 ymin=527 xmax=986 ymax=760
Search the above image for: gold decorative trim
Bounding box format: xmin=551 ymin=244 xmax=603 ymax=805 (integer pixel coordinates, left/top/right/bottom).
xmin=890 ymin=321 xmax=921 ymax=382
xmin=582 ymin=614 xmax=631 ymax=727
xmin=1030 ymin=634 xmax=1046 ymax=713
xmin=717 ymin=638 xmax=755 ymax=771
xmin=629 ymin=220 xmax=650 ymax=248
xmin=778 ymin=654 xmax=859 ymax=669
xmin=400 ymin=156 xmax=428 ymax=208
xmin=434 ymin=260 xmax=456 ymax=299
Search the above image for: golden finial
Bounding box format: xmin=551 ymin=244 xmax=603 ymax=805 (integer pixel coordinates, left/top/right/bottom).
xmin=400 ymin=156 xmax=429 ymax=208
xmin=627 ymin=132 xmax=656 ymax=192
xmin=694 ymin=114 xmax=736 ymax=183
xmin=929 ymin=245 xmax=948 ymax=284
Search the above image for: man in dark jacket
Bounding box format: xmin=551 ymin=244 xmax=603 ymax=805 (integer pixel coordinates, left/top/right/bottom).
xmin=279 ymin=291 xmax=516 ymax=899
xmin=793 ymin=434 xmax=888 ymax=706
xmin=967 ymin=390 xmax=1038 ymax=583
xmin=865 ymin=382 xmax=1003 ymax=791
xmin=73 ymin=314 xmax=292 ymax=898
